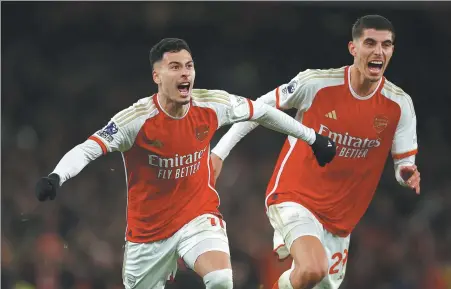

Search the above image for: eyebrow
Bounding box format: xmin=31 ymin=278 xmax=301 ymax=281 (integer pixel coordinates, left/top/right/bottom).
xmin=364 ymin=38 xmax=393 ymax=44
xmin=168 ymin=60 xmax=194 ymax=66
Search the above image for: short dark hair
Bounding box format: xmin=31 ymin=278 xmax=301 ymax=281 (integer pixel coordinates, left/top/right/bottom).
xmin=149 ymin=38 xmax=192 ymax=68
xmin=352 ymin=15 xmax=395 ymax=42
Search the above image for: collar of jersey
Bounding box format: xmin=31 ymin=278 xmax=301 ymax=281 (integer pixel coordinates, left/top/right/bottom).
xmin=347 ymin=65 xmax=383 ymax=100
xmin=154 ymin=93 xmax=191 ymax=119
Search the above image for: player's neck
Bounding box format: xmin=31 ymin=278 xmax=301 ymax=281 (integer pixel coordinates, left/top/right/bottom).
xmin=350 ymin=65 xmax=379 ymax=97
xmin=157 ymin=93 xmax=188 ymax=118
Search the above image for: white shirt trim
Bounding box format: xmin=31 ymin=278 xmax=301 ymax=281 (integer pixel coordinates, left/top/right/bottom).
xmin=348 ymin=65 xmax=382 ymax=100
xmin=156 ymin=94 xmax=190 ymax=119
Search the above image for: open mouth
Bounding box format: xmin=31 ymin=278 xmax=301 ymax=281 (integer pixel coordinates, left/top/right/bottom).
xmin=177 ymin=82 xmax=190 ymax=96
xmin=368 ymin=60 xmax=383 ymax=74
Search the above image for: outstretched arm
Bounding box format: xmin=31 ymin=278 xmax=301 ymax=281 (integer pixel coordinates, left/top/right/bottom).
xmin=249 ymin=100 xmax=316 ymax=144
xmin=247 ymin=100 xmax=335 ymax=167
xmin=35 ymin=139 xmax=103 ymax=201
xmin=211 ymin=88 xmax=280 ymax=160
xmin=212 ymin=70 xmax=317 ymax=160
xmin=52 ymin=139 xmax=103 ymax=186
xmin=35 ymin=97 xmax=153 ymax=201
xmin=206 ymin=89 xmax=335 ymax=181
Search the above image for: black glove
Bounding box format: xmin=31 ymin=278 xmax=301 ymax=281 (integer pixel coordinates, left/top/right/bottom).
xmin=35 ymin=173 xmax=60 ymax=201
xmin=310 ymin=133 xmax=336 ymax=167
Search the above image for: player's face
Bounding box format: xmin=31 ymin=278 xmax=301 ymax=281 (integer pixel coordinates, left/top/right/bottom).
xmin=348 ymin=29 xmax=394 ymax=82
xmin=153 ymin=49 xmax=195 ymax=105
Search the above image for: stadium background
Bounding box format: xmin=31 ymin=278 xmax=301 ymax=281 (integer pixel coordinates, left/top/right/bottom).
xmin=2 ymin=2 xmax=451 ymax=289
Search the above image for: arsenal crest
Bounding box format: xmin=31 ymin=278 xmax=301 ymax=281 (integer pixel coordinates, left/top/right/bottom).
xmin=195 ymin=124 xmax=210 ymax=141
xmin=373 ymin=115 xmax=389 ymax=134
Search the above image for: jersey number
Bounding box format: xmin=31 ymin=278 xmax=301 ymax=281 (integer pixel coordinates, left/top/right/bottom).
xmin=329 ymin=249 xmax=348 ymax=274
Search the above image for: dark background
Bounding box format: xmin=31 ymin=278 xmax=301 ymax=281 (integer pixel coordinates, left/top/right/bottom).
xmin=2 ymin=2 xmax=451 ymax=289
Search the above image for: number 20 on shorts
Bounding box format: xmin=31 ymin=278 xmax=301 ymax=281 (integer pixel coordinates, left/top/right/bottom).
xmin=329 ymin=249 xmax=348 ymax=275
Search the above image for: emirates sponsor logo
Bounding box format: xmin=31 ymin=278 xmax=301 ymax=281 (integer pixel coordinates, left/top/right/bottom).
xmin=319 ymin=124 xmax=381 ymax=159
xmin=148 ymin=147 xmax=208 ymax=179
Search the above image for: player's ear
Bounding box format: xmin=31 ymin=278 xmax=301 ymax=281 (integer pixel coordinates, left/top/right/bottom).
xmin=348 ymin=41 xmax=357 ymax=57
xmin=152 ymin=69 xmax=161 ymax=85
xmin=152 ymin=61 xmax=163 ymax=85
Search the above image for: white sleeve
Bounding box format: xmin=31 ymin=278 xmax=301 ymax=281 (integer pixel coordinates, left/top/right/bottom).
xmin=210 ymin=91 xmax=315 ymax=159
xmin=210 ymin=90 xmax=275 ymax=159
xmin=90 ymin=117 xmax=140 ymax=154
xmin=51 ymin=97 xmax=154 ymax=186
xmin=394 ymin=155 xmax=416 ymax=187
xmin=211 ymin=70 xmax=317 ymax=160
xmin=201 ymin=69 xmax=317 ymax=129
xmin=250 ymin=100 xmax=316 ymax=144
xmin=89 ymin=98 xmax=152 ymax=154
xmin=226 ymin=69 xmax=317 ymax=111
xmin=51 ymin=139 xmax=103 ymax=186
xmin=90 ymin=120 xmax=134 ymax=154
xmin=391 ymin=93 xmax=418 ymax=159
xmin=275 ymin=69 xmax=318 ymax=111
xmin=211 ymin=120 xmax=259 ymax=160
xmin=208 ymin=90 xmax=254 ymax=127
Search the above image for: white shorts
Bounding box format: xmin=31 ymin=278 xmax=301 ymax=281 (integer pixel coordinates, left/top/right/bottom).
xmin=267 ymin=202 xmax=350 ymax=289
xmin=122 ymin=213 xmax=230 ymax=289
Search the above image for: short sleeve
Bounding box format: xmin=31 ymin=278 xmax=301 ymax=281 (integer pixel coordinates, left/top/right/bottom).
xmin=89 ymin=97 xmax=157 ymax=154
xmin=275 ymin=69 xmax=322 ymax=111
xmin=391 ymin=93 xmax=418 ymax=159
xmin=192 ymin=89 xmax=253 ymax=128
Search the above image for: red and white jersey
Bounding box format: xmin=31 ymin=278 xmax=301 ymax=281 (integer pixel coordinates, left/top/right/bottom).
xmin=89 ymin=90 xmax=255 ymax=242
xmin=263 ymin=66 xmax=418 ymax=237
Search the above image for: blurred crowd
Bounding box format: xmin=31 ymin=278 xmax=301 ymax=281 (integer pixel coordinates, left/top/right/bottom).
xmin=2 ymin=2 xmax=451 ymax=289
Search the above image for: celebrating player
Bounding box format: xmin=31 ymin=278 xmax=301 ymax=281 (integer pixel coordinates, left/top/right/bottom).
xmin=35 ymin=38 xmax=336 ymax=289
xmin=211 ymin=15 xmax=421 ymax=289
